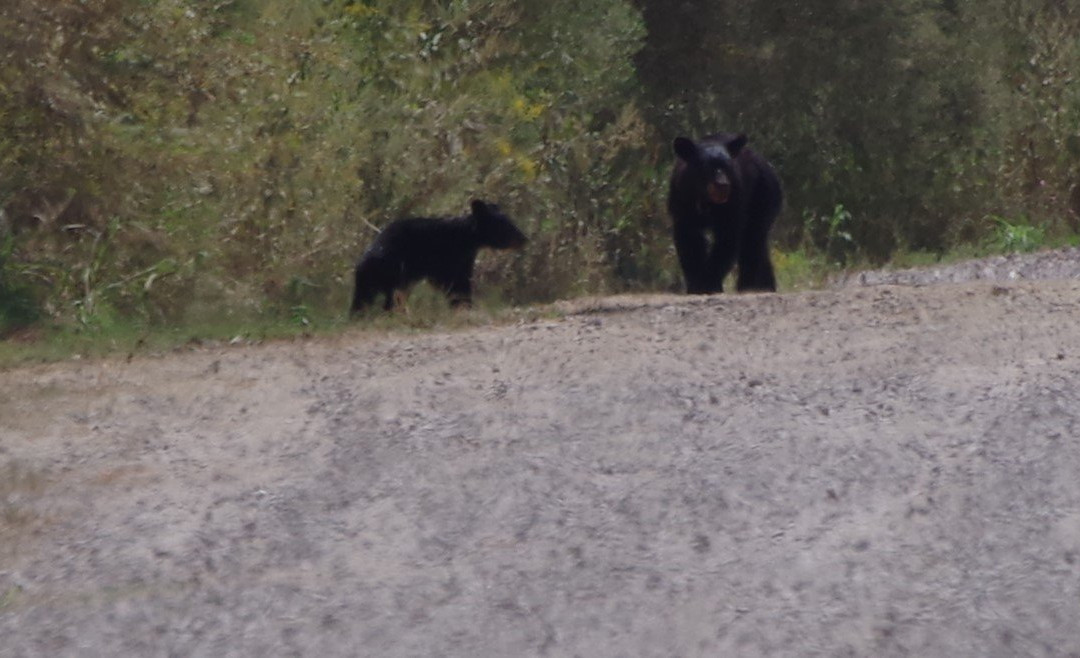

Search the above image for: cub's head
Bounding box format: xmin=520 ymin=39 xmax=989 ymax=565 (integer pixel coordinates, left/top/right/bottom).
xmin=470 ymin=199 xmax=528 ymax=250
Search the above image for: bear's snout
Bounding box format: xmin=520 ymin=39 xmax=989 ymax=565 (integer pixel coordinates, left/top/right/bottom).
xmin=707 ymin=180 xmax=731 ymax=204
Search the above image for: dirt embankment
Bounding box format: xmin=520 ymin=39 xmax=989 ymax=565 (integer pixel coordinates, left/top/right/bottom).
xmin=3 ymin=251 xmax=1080 ymax=657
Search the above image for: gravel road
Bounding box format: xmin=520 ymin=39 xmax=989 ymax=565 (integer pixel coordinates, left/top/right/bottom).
xmin=3 ymin=252 xmax=1080 ymax=657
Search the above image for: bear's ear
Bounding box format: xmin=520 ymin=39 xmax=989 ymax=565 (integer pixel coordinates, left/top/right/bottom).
xmin=672 ymin=137 xmax=700 ymax=165
xmin=726 ymin=134 xmax=749 ymax=158
xmin=470 ymin=199 xmax=488 ymax=217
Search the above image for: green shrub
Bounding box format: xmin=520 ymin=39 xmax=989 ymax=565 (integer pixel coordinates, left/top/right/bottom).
xmin=0 ymin=236 xmax=39 ymax=336
xmin=3 ymin=0 xmax=1080 ymax=337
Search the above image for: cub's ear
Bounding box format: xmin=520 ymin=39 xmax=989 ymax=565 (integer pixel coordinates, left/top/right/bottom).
xmin=672 ymin=137 xmax=700 ymax=164
xmin=470 ymin=199 xmax=488 ymax=216
xmin=727 ymin=134 xmax=749 ymax=158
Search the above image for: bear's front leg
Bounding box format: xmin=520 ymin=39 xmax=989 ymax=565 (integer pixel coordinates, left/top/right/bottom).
xmin=735 ymin=221 xmax=777 ymax=292
xmin=704 ymin=232 xmax=741 ymax=294
xmin=674 ymin=222 xmax=713 ymax=294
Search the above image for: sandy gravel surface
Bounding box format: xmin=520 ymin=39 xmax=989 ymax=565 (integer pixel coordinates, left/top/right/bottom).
xmin=3 ymin=254 xmax=1080 ymax=657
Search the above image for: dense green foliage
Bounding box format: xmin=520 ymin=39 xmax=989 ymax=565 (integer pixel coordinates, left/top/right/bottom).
xmin=2 ymin=0 xmax=1079 ymax=336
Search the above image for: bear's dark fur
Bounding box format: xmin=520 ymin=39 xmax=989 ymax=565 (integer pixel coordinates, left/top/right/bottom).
xmin=350 ymin=199 xmax=527 ymax=314
xmin=668 ymin=133 xmax=782 ymax=294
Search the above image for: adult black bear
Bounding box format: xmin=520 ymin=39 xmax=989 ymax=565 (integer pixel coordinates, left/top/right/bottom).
xmin=668 ymin=133 xmax=782 ymax=294
xmin=350 ymin=199 xmax=527 ymax=314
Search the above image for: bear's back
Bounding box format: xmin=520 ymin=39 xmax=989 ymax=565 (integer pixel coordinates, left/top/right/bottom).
xmin=368 ymin=215 xmax=476 ymax=270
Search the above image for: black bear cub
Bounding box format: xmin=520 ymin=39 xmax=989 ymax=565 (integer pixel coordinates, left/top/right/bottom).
xmin=350 ymin=199 xmax=527 ymax=314
xmin=668 ymin=133 xmax=783 ymax=294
